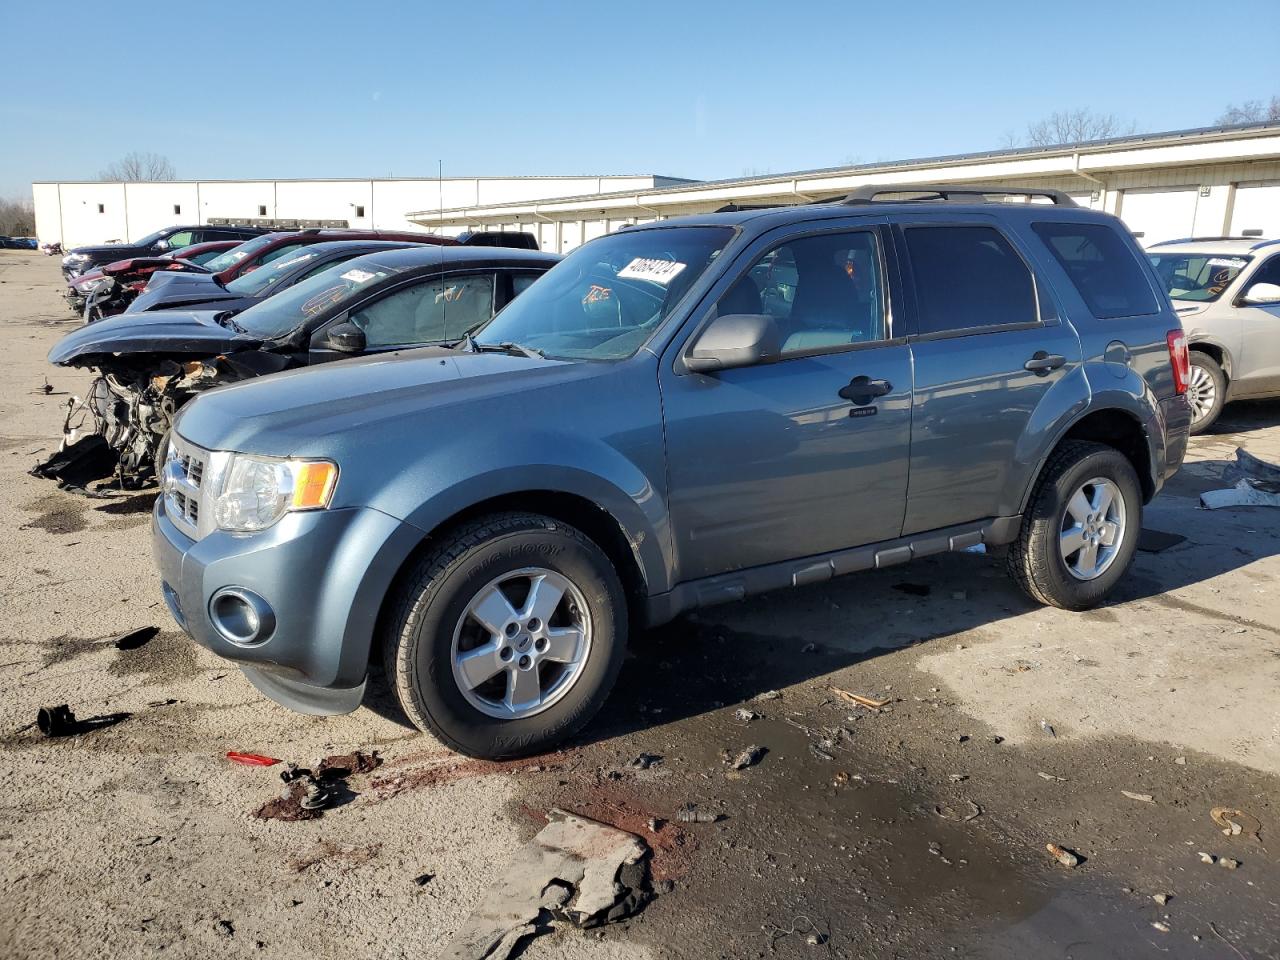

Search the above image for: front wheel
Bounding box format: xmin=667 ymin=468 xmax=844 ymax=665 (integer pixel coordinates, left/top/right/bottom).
xmin=1007 ymin=441 xmax=1142 ymax=610
xmin=382 ymin=513 xmax=627 ymax=759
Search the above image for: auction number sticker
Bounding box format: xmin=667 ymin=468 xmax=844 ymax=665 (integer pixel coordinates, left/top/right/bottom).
xmin=340 ymin=268 xmax=378 ymax=284
xmin=618 ymin=257 xmax=687 ymax=285
xmin=1207 ymin=257 xmax=1247 ymax=268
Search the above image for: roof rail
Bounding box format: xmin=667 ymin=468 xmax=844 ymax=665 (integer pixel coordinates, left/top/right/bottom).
xmin=838 ymin=183 xmax=1078 ymax=207
xmin=1250 ymin=237 xmax=1280 ymax=250
xmin=1147 ymin=236 xmax=1260 ymax=247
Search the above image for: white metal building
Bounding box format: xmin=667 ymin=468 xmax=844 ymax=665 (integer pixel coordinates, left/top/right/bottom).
xmin=30 ymin=175 xmax=693 ymax=248
xmin=31 ymin=122 xmax=1280 ymax=253
xmin=405 ymin=122 xmax=1280 ymax=252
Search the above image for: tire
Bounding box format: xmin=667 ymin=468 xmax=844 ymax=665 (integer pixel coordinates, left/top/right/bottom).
xmin=1186 ymin=352 xmax=1226 ymax=435
xmin=1007 ymin=440 xmax=1142 ymax=611
xmin=382 ymin=512 xmax=627 ymax=759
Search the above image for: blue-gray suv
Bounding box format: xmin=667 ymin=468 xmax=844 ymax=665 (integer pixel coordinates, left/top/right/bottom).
xmin=152 ymin=185 xmax=1193 ymax=758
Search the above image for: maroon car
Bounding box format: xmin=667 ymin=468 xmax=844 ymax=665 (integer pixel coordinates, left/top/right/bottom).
xmin=66 ymin=240 xmax=243 ymax=318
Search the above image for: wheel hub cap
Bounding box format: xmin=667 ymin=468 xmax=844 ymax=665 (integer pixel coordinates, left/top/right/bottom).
xmin=1059 ymin=476 xmax=1127 ymax=581
xmin=450 ymin=566 xmax=592 ymax=720
xmin=1187 ymin=365 xmax=1216 ymax=423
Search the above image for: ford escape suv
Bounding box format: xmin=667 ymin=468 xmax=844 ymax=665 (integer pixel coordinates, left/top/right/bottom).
xmin=152 ymin=184 xmax=1192 ymax=759
xmin=1146 ymin=236 xmax=1280 ymax=433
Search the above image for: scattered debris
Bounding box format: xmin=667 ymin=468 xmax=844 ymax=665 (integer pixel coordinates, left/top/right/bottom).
xmin=215 ymin=919 xmax=235 ymax=937
xmin=1199 ymin=852 xmax=1216 ymax=864
xmin=629 ymin=753 xmax=662 ymax=771
xmin=646 ymin=818 xmax=664 ymax=833
xmin=1152 ymin=893 xmax=1171 ymax=907
xmin=414 ymin=872 xmax=435 ymax=886
xmin=753 ymin=690 xmax=782 ymax=702
xmin=934 ymin=800 xmax=982 ymax=822
xmin=892 ymin=582 xmax=931 ymax=597
xmin=1046 ymin=843 xmax=1080 ymax=868
xmin=227 ymin=751 xmax=282 ymax=767
xmin=1151 ymin=921 xmax=1170 ymax=933
xmin=112 ymin=626 xmax=158 ymax=650
xmin=1121 ymin=790 xmax=1155 ymax=803
xmin=1174 ymin=756 xmax=1186 ymax=765
xmin=440 ymin=809 xmax=651 ymax=959
xmin=827 ymin=685 xmax=888 ymax=710
xmin=1037 ymin=772 xmax=1068 ymax=782
xmin=1219 ymin=857 xmax=1240 ymax=870
xmin=734 ymin=708 xmax=760 ymax=722
xmin=675 ymin=804 xmax=724 ymax=824
xmin=316 ymin=751 xmax=382 ymax=777
xmin=1137 ymin=528 xmax=1187 ymax=553
xmin=254 ymin=753 xmax=379 ymax=821
xmin=35 ymin=703 xmax=130 ymax=737
xmin=725 ymin=745 xmax=765 ymax=770
xmin=763 ymin=915 xmax=831 ymax=952
xmin=1039 ymin=719 xmax=1056 ymax=738
xmin=1210 ymin=806 xmax=1262 ymax=843
xmin=1200 ymin=478 xmax=1280 ymax=509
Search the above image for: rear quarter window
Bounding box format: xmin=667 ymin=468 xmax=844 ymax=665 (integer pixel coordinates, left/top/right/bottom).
xmin=1032 ymin=221 xmax=1159 ymax=319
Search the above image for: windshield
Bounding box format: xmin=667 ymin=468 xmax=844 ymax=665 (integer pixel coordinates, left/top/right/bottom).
xmin=1147 ymin=252 xmax=1252 ymax=302
xmin=473 ymin=226 xmax=735 ymax=360
xmin=233 ymin=255 xmax=409 ymax=339
xmin=132 ymin=228 xmax=170 ymax=248
xmin=202 ymin=234 xmax=279 ymax=273
xmin=225 ymin=249 xmax=325 ymax=296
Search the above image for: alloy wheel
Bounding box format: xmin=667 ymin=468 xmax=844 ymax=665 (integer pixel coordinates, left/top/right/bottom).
xmin=1186 ymin=363 xmax=1217 ymax=426
xmin=1059 ymin=476 xmax=1127 ymax=581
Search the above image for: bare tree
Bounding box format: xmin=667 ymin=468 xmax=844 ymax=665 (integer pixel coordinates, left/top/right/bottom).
xmin=1217 ymin=96 xmax=1280 ymax=125
xmin=0 ymin=197 xmax=36 ymax=236
xmin=1019 ymin=109 xmax=1137 ymax=148
xmin=98 ymin=152 xmax=177 ymax=182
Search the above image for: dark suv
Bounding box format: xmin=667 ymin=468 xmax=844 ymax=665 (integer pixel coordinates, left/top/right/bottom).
xmin=151 ymin=184 xmax=1192 ymax=758
xmin=60 ymin=224 xmax=268 ymax=280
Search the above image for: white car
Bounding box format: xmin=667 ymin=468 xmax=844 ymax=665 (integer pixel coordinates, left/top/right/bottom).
xmin=1147 ymin=237 xmax=1280 ymax=432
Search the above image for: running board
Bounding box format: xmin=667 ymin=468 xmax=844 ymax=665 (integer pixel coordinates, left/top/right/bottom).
xmin=644 ymin=515 xmax=1021 ymax=626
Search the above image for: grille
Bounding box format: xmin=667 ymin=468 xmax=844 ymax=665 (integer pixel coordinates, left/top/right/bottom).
xmin=164 ymin=434 xmax=217 ymax=540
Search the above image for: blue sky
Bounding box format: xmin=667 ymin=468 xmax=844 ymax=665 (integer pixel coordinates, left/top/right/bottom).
xmin=3 ymin=0 xmax=1277 ymax=199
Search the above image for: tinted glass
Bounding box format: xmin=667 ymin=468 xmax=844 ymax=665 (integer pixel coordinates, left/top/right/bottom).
xmin=233 ymin=256 xmax=410 ymax=339
xmin=1250 ymin=255 xmax=1280 ymax=287
xmin=1146 ymin=251 xmax=1250 ymax=302
xmin=475 ymin=226 xmax=733 ymax=360
xmin=353 ymin=274 xmax=495 ymax=346
xmin=724 ymin=231 xmax=884 ymax=355
xmin=1034 ymin=222 xmax=1159 ymax=317
xmin=204 ymin=234 xmax=276 ymax=272
xmin=164 ymin=230 xmax=195 ymax=249
xmin=905 ymin=226 xmax=1037 ymax=334
xmin=225 ymin=249 xmax=325 ymax=296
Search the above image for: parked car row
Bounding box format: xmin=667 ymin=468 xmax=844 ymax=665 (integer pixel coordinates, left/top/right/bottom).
xmin=41 ymin=185 xmax=1279 ymax=763
xmin=67 ymin=240 xmax=243 ymax=317
xmin=1 ymin=236 xmax=39 ymax=249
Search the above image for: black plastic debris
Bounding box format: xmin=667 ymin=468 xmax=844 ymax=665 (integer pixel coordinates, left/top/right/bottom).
xmin=1137 ymin=529 xmax=1187 ymax=553
xmin=414 ymin=872 xmax=435 ymax=886
xmin=36 ymin=704 xmax=131 ymax=737
xmin=30 ymin=435 xmax=117 ymax=490
xmin=113 ymin=626 xmax=159 ymax=650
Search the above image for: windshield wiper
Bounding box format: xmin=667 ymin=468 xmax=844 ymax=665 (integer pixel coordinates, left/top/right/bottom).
xmin=459 ymin=337 xmax=544 ymax=359
xmin=213 ymin=311 xmax=247 ymax=334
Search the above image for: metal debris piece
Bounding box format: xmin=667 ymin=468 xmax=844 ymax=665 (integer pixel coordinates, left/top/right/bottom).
xmin=827 ymin=685 xmax=888 ymax=709
xmin=675 ymin=804 xmax=724 ymax=824
xmin=1039 ymin=719 xmax=1056 ymax=737
xmin=440 ymin=809 xmax=651 ymax=959
xmin=1046 ymin=843 xmax=1080 ymax=868
xmin=1121 ymin=790 xmax=1155 ymax=803
xmin=727 ymin=745 xmax=765 ymax=770
xmin=734 ymin=708 xmax=760 ymax=722
xmin=629 ymin=753 xmax=662 ymax=771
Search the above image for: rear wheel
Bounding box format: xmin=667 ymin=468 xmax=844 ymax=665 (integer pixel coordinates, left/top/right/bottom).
xmin=1007 ymin=441 xmax=1142 ymax=610
xmin=382 ymin=513 xmax=627 ymax=759
xmin=1186 ymin=352 xmax=1225 ymax=434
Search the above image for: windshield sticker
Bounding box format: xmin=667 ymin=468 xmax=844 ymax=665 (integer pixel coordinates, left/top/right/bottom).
xmin=301 ymin=285 xmax=349 ymax=317
xmin=230 ymin=251 xmax=248 ymax=262
xmin=1207 ymin=257 xmax=1247 ymax=268
xmin=340 ymin=268 xmax=377 ymax=284
xmin=618 ymin=257 xmax=687 ymax=285
xmin=583 ymin=284 xmax=614 ymax=305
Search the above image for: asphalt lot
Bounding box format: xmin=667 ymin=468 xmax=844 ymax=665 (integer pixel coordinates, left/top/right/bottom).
xmin=1 ymin=249 xmax=1278 ymax=960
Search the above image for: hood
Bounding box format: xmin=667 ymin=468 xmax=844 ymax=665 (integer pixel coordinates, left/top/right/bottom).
xmin=176 ymin=348 xmax=582 ymax=454
xmin=67 ymin=243 xmax=146 ymax=260
xmin=130 ymin=272 xmax=230 ymax=312
xmin=48 ymin=308 xmax=260 ymax=365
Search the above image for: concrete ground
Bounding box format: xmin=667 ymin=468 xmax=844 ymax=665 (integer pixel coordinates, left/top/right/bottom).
xmin=1 ymin=250 xmax=1277 ymax=959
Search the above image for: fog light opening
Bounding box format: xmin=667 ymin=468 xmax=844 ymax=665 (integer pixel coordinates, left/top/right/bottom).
xmin=209 ymin=588 xmax=275 ymax=647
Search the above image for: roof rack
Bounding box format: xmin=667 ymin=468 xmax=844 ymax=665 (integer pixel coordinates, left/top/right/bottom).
xmin=1250 ymin=237 xmax=1279 ymax=250
xmin=837 ymin=184 xmax=1077 ymax=207
xmin=1147 ymin=236 xmax=1261 ymax=248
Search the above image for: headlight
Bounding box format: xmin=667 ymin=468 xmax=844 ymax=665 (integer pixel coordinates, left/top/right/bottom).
xmin=213 ymin=455 xmax=338 ymax=533
xmin=63 ymin=253 xmax=88 ymax=264
xmin=79 ymin=277 xmax=106 ymax=292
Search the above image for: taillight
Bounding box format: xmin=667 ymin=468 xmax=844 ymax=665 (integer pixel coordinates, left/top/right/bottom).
xmin=1166 ymin=330 xmax=1190 ymax=395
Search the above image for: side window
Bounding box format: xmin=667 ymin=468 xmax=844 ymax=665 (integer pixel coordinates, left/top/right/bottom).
xmin=1032 ymin=222 xmax=1159 ymax=318
xmin=352 ymin=274 xmax=496 ymax=347
xmin=164 ymin=230 xmax=195 ymax=250
xmin=904 ymin=225 xmax=1037 ymax=334
xmin=298 ymin=255 xmax=359 ymax=282
xmin=717 ymin=230 xmax=885 ymax=356
xmin=511 ymin=273 xmax=542 ymax=297
xmin=259 ymin=242 xmax=305 ymax=266
xmin=1251 ymin=255 xmax=1280 ymax=287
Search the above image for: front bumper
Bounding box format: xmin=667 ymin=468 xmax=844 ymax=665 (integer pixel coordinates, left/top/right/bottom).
xmin=152 ymin=495 xmax=422 ymax=714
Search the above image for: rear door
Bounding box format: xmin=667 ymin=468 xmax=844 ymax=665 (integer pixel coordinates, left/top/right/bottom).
xmin=890 ymin=215 xmax=1082 ymax=535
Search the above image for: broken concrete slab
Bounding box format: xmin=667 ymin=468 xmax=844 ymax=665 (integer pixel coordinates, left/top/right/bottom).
xmin=440 ymin=808 xmax=651 ymax=960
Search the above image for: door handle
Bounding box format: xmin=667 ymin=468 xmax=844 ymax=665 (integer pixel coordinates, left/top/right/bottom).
xmin=1024 ymin=351 xmax=1066 ymax=375
xmin=839 ymin=375 xmax=892 ymax=405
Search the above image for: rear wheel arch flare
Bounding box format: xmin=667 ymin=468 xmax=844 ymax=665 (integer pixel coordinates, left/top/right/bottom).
xmin=1041 ymin=408 xmax=1154 ymax=504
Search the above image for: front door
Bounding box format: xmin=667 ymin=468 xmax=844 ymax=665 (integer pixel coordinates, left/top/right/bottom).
xmin=660 ymin=223 xmax=913 ymax=582
xmin=1234 ymin=254 xmax=1280 ymax=394
xmin=890 ymin=215 xmax=1083 ymax=534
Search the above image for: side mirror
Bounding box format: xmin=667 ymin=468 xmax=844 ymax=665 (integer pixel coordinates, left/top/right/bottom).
xmin=326 ymin=321 xmax=366 ymax=353
xmin=1239 ymin=281 xmax=1280 ymax=306
xmin=685 ymin=313 xmax=781 ymax=373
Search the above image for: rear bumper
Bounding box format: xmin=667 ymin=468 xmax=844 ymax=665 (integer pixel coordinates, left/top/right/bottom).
xmin=152 ymin=496 xmax=422 ymax=714
xmin=1156 ymin=394 xmax=1192 ymax=486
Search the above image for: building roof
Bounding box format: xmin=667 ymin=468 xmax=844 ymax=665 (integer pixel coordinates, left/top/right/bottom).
xmin=1145 ymin=237 xmax=1279 ymax=255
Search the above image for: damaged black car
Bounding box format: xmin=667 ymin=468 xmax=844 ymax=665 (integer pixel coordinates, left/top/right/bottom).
xmin=36 ymin=244 xmax=560 ymax=490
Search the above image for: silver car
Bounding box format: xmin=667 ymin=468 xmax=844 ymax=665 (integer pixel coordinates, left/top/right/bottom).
xmin=1147 ymin=238 xmax=1280 ymax=432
